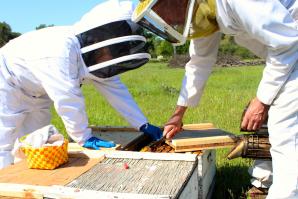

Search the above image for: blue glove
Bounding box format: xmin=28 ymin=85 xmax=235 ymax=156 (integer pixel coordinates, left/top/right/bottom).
xmin=140 ymin=123 xmax=162 ymax=141
xmin=83 ymin=137 xmax=116 ymax=150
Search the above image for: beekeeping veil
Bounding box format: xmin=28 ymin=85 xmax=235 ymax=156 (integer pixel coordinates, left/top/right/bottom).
xmin=132 ymin=0 xmax=195 ymax=45
xmin=74 ymin=0 xmax=150 ymax=78
xmin=132 ymin=0 xmax=218 ymax=45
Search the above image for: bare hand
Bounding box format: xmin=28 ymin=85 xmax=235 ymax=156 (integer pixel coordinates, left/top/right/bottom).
xmin=241 ymin=98 xmax=269 ymax=131
xmin=163 ymin=106 xmax=187 ymax=139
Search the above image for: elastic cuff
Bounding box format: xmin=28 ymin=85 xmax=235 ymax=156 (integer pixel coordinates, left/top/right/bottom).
xmin=68 ymin=128 xmax=93 ymax=146
xmin=139 ymin=123 xmax=147 ymax=131
xmin=135 ymin=120 xmax=148 ymax=131
xmin=177 ymin=101 xmax=195 ymax=108
xmin=251 ymin=179 xmax=271 ymax=189
xmin=256 ymin=91 xmax=273 ymax=106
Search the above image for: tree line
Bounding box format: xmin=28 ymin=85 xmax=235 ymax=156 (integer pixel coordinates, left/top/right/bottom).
xmin=138 ymin=28 xmax=256 ymax=60
xmin=0 ymin=22 xmax=54 ymax=48
xmin=0 ymin=22 xmax=20 ymax=47
xmin=1 ymin=21 xmax=255 ymax=60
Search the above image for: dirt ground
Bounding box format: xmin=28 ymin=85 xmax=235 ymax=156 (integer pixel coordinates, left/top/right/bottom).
xmin=168 ymin=54 xmax=265 ymax=68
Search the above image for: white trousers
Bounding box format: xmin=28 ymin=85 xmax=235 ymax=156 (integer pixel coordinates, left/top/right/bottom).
xmin=247 ymin=1 xmax=298 ymax=197
xmin=249 ymin=66 xmax=298 ymax=199
xmin=249 ymin=160 xmax=273 ymax=189
xmin=266 ymin=66 xmax=298 ymax=199
xmin=0 ymin=58 xmax=52 ymax=169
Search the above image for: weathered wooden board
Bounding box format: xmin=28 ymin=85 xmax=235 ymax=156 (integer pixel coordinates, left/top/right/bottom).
xmin=0 ymin=183 xmax=172 ymax=199
xmin=0 ymin=156 xmax=102 ymax=186
xmin=91 ymin=126 xmax=145 ymax=149
xmin=67 ymin=157 xmax=197 ymax=196
xmin=197 ymin=150 xmax=216 ymax=199
xmin=179 ymin=168 xmax=199 ymax=199
xmin=167 ymin=127 xmax=236 ymax=152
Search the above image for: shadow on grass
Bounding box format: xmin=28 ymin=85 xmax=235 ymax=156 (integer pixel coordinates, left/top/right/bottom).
xmin=212 ymin=164 xmax=251 ymax=199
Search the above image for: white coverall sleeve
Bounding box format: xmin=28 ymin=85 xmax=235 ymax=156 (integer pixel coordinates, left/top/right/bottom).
xmin=177 ymin=31 xmax=221 ymax=107
xmin=228 ymin=0 xmax=298 ymax=105
xmin=91 ymin=76 xmax=148 ymax=129
xmin=33 ymin=58 xmax=92 ymax=145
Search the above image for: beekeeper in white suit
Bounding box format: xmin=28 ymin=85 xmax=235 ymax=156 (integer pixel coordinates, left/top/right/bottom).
xmin=132 ymin=0 xmax=298 ymax=198
xmin=0 ymin=0 xmax=162 ymax=169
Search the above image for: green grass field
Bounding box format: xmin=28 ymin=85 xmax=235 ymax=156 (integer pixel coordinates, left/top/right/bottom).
xmin=51 ymin=62 xmax=264 ymax=199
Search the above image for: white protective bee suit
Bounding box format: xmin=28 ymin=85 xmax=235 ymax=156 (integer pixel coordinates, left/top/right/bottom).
xmin=0 ymin=1 xmax=148 ymax=169
xmin=177 ymin=0 xmax=298 ymax=198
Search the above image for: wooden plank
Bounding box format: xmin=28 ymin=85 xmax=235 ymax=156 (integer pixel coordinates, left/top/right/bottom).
xmin=0 ymin=183 xmax=43 ymax=199
xmin=0 ymin=157 xmax=102 ymax=186
xmin=172 ymin=135 xmax=235 ymax=146
xmin=206 ymin=175 xmax=216 ymax=199
xmin=170 ymin=141 xmax=235 ymax=152
xmin=167 ymin=128 xmax=236 ymax=152
xmin=196 ymin=150 xmax=216 ymax=199
xmin=171 ymin=129 xmax=235 ymax=144
xmin=201 ymin=157 xmax=216 ymax=199
xmin=0 ymin=183 xmax=171 ymax=199
xmin=68 ymin=150 xmax=197 ymax=161
xmin=178 ymin=167 xmax=199 ymax=199
xmin=197 ymin=150 xmax=215 ymax=178
xmin=104 ymin=151 xmax=198 ymax=161
xmin=68 ymin=150 xmax=106 ymax=159
xmin=182 ymin=123 xmax=215 ymax=130
xmin=67 ymin=142 xmax=116 ymax=159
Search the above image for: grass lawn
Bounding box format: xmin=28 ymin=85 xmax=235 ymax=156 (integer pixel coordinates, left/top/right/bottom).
xmin=51 ymin=62 xmax=264 ymax=199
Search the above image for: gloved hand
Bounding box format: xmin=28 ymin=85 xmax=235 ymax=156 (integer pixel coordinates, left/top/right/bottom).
xmin=83 ymin=137 xmax=116 ymax=150
xmin=140 ymin=123 xmax=162 ymax=141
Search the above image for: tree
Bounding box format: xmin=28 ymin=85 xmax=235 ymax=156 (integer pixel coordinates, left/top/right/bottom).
xmin=0 ymin=22 xmax=21 ymax=47
xmin=138 ymin=28 xmax=157 ymax=57
xmin=176 ymin=40 xmax=190 ymax=55
xmin=154 ymin=39 xmax=173 ymax=57
xmin=219 ymin=35 xmax=256 ymax=59
xmin=35 ymin=24 xmax=54 ymax=30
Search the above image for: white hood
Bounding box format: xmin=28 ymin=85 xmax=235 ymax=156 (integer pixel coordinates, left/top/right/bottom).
xmin=74 ymin=0 xmax=135 ymax=35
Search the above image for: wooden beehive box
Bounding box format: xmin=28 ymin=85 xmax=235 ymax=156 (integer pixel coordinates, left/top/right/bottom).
xmin=0 ymin=151 xmax=209 ymax=199
xmin=0 ymin=124 xmax=234 ymax=199
xmin=70 ymin=125 xmax=218 ymax=199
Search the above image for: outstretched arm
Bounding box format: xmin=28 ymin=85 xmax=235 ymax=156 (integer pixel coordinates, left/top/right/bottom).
xmin=164 ymin=32 xmax=221 ymax=139
xmin=228 ymin=0 xmax=298 ymax=130
xmin=90 ymin=76 xmax=148 ymax=129
xmin=91 ymin=76 xmax=162 ymax=140
xmin=35 ymin=57 xmax=92 ymax=145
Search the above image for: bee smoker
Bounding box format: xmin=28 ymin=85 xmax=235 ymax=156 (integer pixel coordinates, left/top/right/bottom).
xmin=227 ymin=103 xmax=271 ymax=160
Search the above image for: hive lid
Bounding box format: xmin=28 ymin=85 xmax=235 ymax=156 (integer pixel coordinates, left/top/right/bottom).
xmin=167 ymin=123 xmax=237 ymax=152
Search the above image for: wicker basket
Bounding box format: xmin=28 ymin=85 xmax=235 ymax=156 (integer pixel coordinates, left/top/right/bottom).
xmin=21 ymin=139 xmax=69 ymax=170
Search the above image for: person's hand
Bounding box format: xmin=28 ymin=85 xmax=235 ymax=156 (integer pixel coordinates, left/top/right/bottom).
xmin=163 ymin=114 xmax=183 ymax=139
xmin=163 ymin=106 xmax=187 ymax=139
xmin=140 ymin=123 xmax=162 ymax=141
xmin=83 ymin=137 xmax=116 ymax=150
xmin=241 ymin=98 xmax=269 ymax=131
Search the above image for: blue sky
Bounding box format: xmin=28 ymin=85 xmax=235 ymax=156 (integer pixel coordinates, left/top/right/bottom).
xmin=0 ymin=0 xmax=137 ymax=33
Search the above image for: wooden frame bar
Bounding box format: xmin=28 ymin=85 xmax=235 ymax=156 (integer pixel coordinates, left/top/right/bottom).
xmin=0 ymin=183 xmax=171 ymax=199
